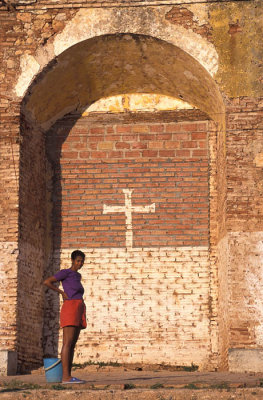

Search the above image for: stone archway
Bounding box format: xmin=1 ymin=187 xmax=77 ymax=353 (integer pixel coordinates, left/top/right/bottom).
xmin=18 ymin=33 xmax=226 ymax=372
xmin=23 ymin=33 xmax=224 ymax=130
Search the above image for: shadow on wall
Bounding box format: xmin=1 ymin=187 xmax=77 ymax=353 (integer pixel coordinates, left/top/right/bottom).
xmin=42 ymin=115 xmax=82 ymax=360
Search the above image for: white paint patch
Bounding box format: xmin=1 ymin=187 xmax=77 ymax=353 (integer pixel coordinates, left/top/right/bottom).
xmin=103 ymin=189 xmax=155 ymax=250
xmin=15 ymin=54 xmax=40 ymax=97
xmin=189 ymin=4 xmax=209 ymax=26
xmin=0 ymin=260 xmax=3 ymax=326
xmin=245 ymin=239 xmax=263 ymax=346
xmin=53 ymin=7 xmax=218 ymax=76
xmin=0 ymin=241 xmax=18 ymax=339
xmin=52 ymin=246 xmax=211 ymax=368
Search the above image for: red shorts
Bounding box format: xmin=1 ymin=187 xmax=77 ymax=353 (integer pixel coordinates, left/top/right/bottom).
xmin=60 ymin=299 xmax=87 ymax=329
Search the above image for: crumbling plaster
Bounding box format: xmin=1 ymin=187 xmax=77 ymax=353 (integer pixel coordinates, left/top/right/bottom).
xmin=16 ymin=6 xmax=219 ymax=99
xmin=23 ymin=34 xmax=224 ymax=130
xmin=15 ymin=0 xmax=263 ymax=106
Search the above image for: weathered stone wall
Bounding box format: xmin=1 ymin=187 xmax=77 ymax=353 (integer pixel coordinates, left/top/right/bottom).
xmin=0 ymin=137 xmax=19 ymax=355
xmin=217 ymin=236 xmax=230 ymax=370
xmin=0 ymin=10 xmax=20 ymax=359
xmin=226 ymin=97 xmax=263 ymax=232
xmin=1 ymin=0 xmax=263 ymax=373
xmin=221 ymin=98 xmax=263 ymax=370
xmin=0 ymin=0 xmax=236 ymax=11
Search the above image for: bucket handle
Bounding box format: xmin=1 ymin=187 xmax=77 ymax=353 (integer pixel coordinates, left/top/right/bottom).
xmin=44 ymin=359 xmax=61 ymax=372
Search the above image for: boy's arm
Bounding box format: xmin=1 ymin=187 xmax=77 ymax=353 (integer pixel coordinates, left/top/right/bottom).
xmin=43 ymin=276 xmax=68 ymax=300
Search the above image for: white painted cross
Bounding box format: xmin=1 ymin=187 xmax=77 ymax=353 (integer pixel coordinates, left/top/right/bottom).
xmin=103 ymin=189 xmax=155 ymax=249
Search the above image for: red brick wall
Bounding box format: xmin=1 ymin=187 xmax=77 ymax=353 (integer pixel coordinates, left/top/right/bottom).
xmin=47 ymin=115 xmax=209 ymax=250
xmin=225 ymin=99 xmax=263 ymax=352
xmin=165 ymin=6 xmax=212 ymax=40
xmin=226 ymin=98 xmax=263 ymax=232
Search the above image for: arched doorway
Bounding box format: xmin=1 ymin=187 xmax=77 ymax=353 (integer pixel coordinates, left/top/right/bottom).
xmin=18 ymin=33 xmax=225 ymax=371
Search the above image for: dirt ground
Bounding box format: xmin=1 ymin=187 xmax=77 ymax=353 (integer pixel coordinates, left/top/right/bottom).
xmin=1 ymin=364 xmax=263 ymax=399
xmin=1 ymin=388 xmax=263 ymax=400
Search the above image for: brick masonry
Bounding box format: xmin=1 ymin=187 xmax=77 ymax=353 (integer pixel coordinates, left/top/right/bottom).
xmin=55 ymin=247 xmax=211 ymax=368
xmin=1 ymin=0 xmax=263 ymax=374
xmin=0 ymin=138 xmax=19 ymax=355
xmin=41 ymin=116 xmax=213 ymax=369
xmin=16 ymin=120 xmax=47 ymax=371
xmin=218 ymin=98 xmax=263 ymax=370
xmin=47 ymin=118 xmax=209 ymax=250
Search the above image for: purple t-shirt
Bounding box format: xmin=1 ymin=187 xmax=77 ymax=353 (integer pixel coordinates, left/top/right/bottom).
xmin=54 ymin=268 xmax=84 ymax=300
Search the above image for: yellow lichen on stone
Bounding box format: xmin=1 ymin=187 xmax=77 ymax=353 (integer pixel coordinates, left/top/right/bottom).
xmin=83 ymin=93 xmax=193 ymax=114
xmin=210 ymin=1 xmax=263 ymax=97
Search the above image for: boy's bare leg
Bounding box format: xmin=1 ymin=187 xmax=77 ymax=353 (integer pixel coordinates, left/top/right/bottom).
xmin=69 ymin=327 xmax=80 ymax=376
xmin=61 ymin=326 xmax=79 ymax=382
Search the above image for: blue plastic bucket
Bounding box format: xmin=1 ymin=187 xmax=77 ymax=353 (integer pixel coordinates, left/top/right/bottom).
xmin=43 ymin=358 xmax=63 ymax=383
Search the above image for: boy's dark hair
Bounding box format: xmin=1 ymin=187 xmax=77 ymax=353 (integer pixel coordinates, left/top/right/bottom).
xmin=71 ymin=250 xmax=85 ymax=260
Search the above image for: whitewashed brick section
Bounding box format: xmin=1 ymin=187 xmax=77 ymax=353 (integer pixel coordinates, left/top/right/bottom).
xmin=217 ymin=235 xmax=230 ymax=369
xmin=0 ymin=242 xmax=18 ymax=352
xmin=53 ymin=247 xmax=211 ymax=369
xmin=226 ymin=232 xmax=263 ymax=348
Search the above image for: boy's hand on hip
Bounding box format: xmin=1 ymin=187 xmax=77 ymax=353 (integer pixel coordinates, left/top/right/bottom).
xmin=62 ymin=292 xmax=69 ymax=301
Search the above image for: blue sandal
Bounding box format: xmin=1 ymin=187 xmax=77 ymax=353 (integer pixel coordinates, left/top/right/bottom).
xmin=62 ymin=377 xmax=85 ymax=384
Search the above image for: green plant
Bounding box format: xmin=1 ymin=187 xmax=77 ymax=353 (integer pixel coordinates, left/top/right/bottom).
xmin=51 ymin=384 xmax=67 ymax=390
xmin=210 ymin=382 xmax=230 ymax=390
xmin=72 ymin=360 xmax=121 ymax=369
xmin=124 ymin=383 xmax=136 ymax=390
xmin=0 ymin=380 xmax=41 ymax=393
xmin=181 ymin=363 xmax=198 ymax=372
xmin=150 ymin=383 xmax=164 ymax=389
xmin=184 ymin=383 xmax=199 ymax=389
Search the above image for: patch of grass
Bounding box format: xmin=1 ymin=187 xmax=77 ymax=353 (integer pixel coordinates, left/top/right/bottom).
xmin=155 ymin=362 xmax=199 ymax=372
xmin=210 ymin=382 xmax=230 ymax=390
xmin=51 ymin=384 xmax=67 ymax=390
xmin=72 ymin=360 xmax=121 ymax=369
xmin=86 ymin=384 xmax=110 ymax=391
xmin=180 ymin=363 xmax=199 ymax=372
xmin=0 ymin=380 xmax=41 ymax=393
xmin=150 ymin=383 xmax=164 ymax=389
xmin=184 ymin=383 xmax=199 ymax=390
xmin=124 ymin=383 xmax=136 ymax=390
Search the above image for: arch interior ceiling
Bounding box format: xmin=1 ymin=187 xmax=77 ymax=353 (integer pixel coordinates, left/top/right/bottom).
xmin=24 ymin=34 xmax=225 ymax=130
